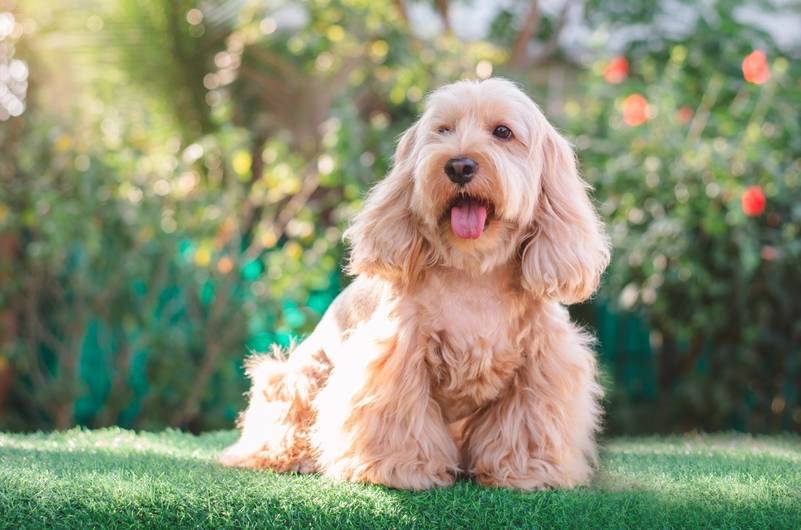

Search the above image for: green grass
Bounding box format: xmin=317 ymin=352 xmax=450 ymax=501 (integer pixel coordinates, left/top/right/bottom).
xmin=1 ymin=430 xmax=799 ymax=529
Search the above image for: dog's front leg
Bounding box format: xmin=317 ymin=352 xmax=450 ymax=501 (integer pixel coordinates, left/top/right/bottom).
xmin=463 ymin=325 xmax=603 ymax=490
xmin=312 ymin=315 xmax=458 ymax=490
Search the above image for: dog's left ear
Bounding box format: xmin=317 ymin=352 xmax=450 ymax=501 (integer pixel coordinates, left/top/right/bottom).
xmin=344 ymin=122 xmax=432 ymax=286
xmin=521 ymin=125 xmax=610 ymax=304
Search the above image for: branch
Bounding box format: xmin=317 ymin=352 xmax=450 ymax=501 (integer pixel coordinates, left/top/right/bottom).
xmin=510 ymin=0 xmax=541 ymax=67
xmin=239 ymin=134 xmax=269 ymax=245
xmin=170 ymin=323 xmax=241 ymax=428
xmin=170 ymin=271 xmax=239 ymax=427
xmin=238 ymin=66 xmax=293 ymax=110
xmin=525 ymin=3 xmax=571 ymax=66
xmin=96 ymin=331 xmax=136 ymax=427
xmin=394 ymin=0 xmax=411 ymax=26
xmin=676 ymin=334 xmax=705 ymax=378
xmin=392 ymin=0 xmax=422 ymax=49
xmin=435 ymin=0 xmax=451 ymax=32
xmin=246 ymin=46 xmax=303 ymax=85
xmin=328 ymin=53 xmax=365 ymax=96
xmin=24 ymin=275 xmax=71 ymax=368
xmin=242 ymin=161 xmax=319 ymax=260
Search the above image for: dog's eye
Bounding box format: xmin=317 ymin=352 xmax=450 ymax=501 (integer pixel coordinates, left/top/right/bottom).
xmin=437 ymin=126 xmax=452 ymax=135
xmin=492 ymin=125 xmax=513 ymax=140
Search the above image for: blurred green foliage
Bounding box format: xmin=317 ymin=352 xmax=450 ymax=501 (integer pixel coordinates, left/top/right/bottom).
xmin=0 ymin=0 xmax=799 ymax=433
xmin=564 ymin=10 xmax=801 ymax=433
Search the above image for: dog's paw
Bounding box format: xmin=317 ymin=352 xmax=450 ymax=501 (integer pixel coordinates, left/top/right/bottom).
xmin=473 ymin=472 xmax=550 ymax=491
xmin=384 ymin=464 xmax=457 ymax=490
xmin=471 ymin=457 xmax=591 ymax=490
xmin=220 ymin=440 xmax=318 ymax=473
xmin=219 ymin=439 xmax=262 ymax=467
xmin=326 ymin=458 xmax=457 ymax=490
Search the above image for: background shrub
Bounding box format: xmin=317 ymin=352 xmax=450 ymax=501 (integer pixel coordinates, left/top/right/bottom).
xmin=0 ymin=0 xmax=799 ymax=433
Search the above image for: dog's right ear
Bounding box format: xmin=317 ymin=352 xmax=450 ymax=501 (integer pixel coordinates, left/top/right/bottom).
xmin=344 ymin=122 xmax=431 ymax=286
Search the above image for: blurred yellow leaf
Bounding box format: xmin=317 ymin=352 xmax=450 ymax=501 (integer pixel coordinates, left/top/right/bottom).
xmin=54 ymin=135 xmax=72 ymax=153
xmin=232 ymin=150 xmax=252 ymax=176
xmin=670 ymin=45 xmax=687 ymax=64
xmin=326 ymin=25 xmax=344 ymax=42
xmin=564 ymin=100 xmax=580 ymax=117
xmin=195 ymin=244 xmax=212 ymax=267
xmin=370 ymin=40 xmax=389 ymax=62
xmin=259 ymin=229 xmax=278 ymax=249
xmin=746 ymin=123 xmax=761 ymax=142
xmin=285 ymin=241 xmax=302 ymax=260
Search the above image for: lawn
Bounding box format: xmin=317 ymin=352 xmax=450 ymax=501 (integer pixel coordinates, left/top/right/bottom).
xmin=0 ymin=430 xmax=799 ymax=529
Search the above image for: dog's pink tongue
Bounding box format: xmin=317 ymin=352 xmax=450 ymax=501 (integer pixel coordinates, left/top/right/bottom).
xmin=450 ymin=200 xmax=487 ymax=239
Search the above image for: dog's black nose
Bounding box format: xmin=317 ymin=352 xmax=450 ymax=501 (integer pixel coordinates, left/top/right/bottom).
xmin=444 ymin=157 xmax=478 ymax=185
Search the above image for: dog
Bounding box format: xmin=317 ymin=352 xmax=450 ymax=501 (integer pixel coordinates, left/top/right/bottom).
xmin=220 ymin=78 xmax=610 ymax=490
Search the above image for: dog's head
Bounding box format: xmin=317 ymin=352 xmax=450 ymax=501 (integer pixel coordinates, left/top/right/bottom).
xmin=346 ymin=78 xmax=609 ymax=303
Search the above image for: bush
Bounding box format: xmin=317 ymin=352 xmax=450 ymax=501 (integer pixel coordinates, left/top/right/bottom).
xmin=0 ymin=0 xmax=505 ymax=431
xmin=2 ymin=0 xmax=799 ymax=434
xmin=566 ymin=11 xmax=801 ymax=432
xmin=0 ymin=107 xmax=346 ymax=431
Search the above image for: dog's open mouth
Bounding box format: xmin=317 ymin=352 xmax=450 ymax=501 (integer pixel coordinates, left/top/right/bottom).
xmin=449 ymin=196 xmax=493 ymax=239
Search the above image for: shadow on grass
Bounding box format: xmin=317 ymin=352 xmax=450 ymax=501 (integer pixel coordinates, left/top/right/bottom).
xmin=1 ymin=443 xmax=800 ymax=529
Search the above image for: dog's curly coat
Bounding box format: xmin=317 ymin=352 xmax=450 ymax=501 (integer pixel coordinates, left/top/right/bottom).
xmin=220 ymin=78 xmax=610 ymax=490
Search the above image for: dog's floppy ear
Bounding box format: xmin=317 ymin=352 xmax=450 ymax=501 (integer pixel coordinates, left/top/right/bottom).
xmin=345 ymin=122 xmax=431 ymax=285
xmin=521 ymin=125 xmax=610 ymax=304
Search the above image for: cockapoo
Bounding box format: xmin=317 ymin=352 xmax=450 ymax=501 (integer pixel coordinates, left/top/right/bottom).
xmin=221 ymin=78 xmax=610 ymax=490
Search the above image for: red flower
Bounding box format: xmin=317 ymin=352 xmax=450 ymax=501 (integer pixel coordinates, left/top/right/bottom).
xmin=742 ymin=50 xmax=770 ymax=85
xmin=741 ymin=185 xmax=766 ymax=216
xmin=676 ymin=106 xmax=693 ymax=124
xmin=622 ymin=94 xmax=650 ymax=126
xmin=604 ymin=57 xmax=629 ymax=84
xmin=761 ymin=245 xmax=777 ymax=262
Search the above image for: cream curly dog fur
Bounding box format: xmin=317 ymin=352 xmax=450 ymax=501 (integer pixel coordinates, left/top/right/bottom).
xmin=220 ymin=78 xmax=610 ymax=490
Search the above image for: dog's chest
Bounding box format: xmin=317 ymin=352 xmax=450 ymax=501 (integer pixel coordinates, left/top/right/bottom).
xmin=412 ymin=271 xmax=527 ymax=422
